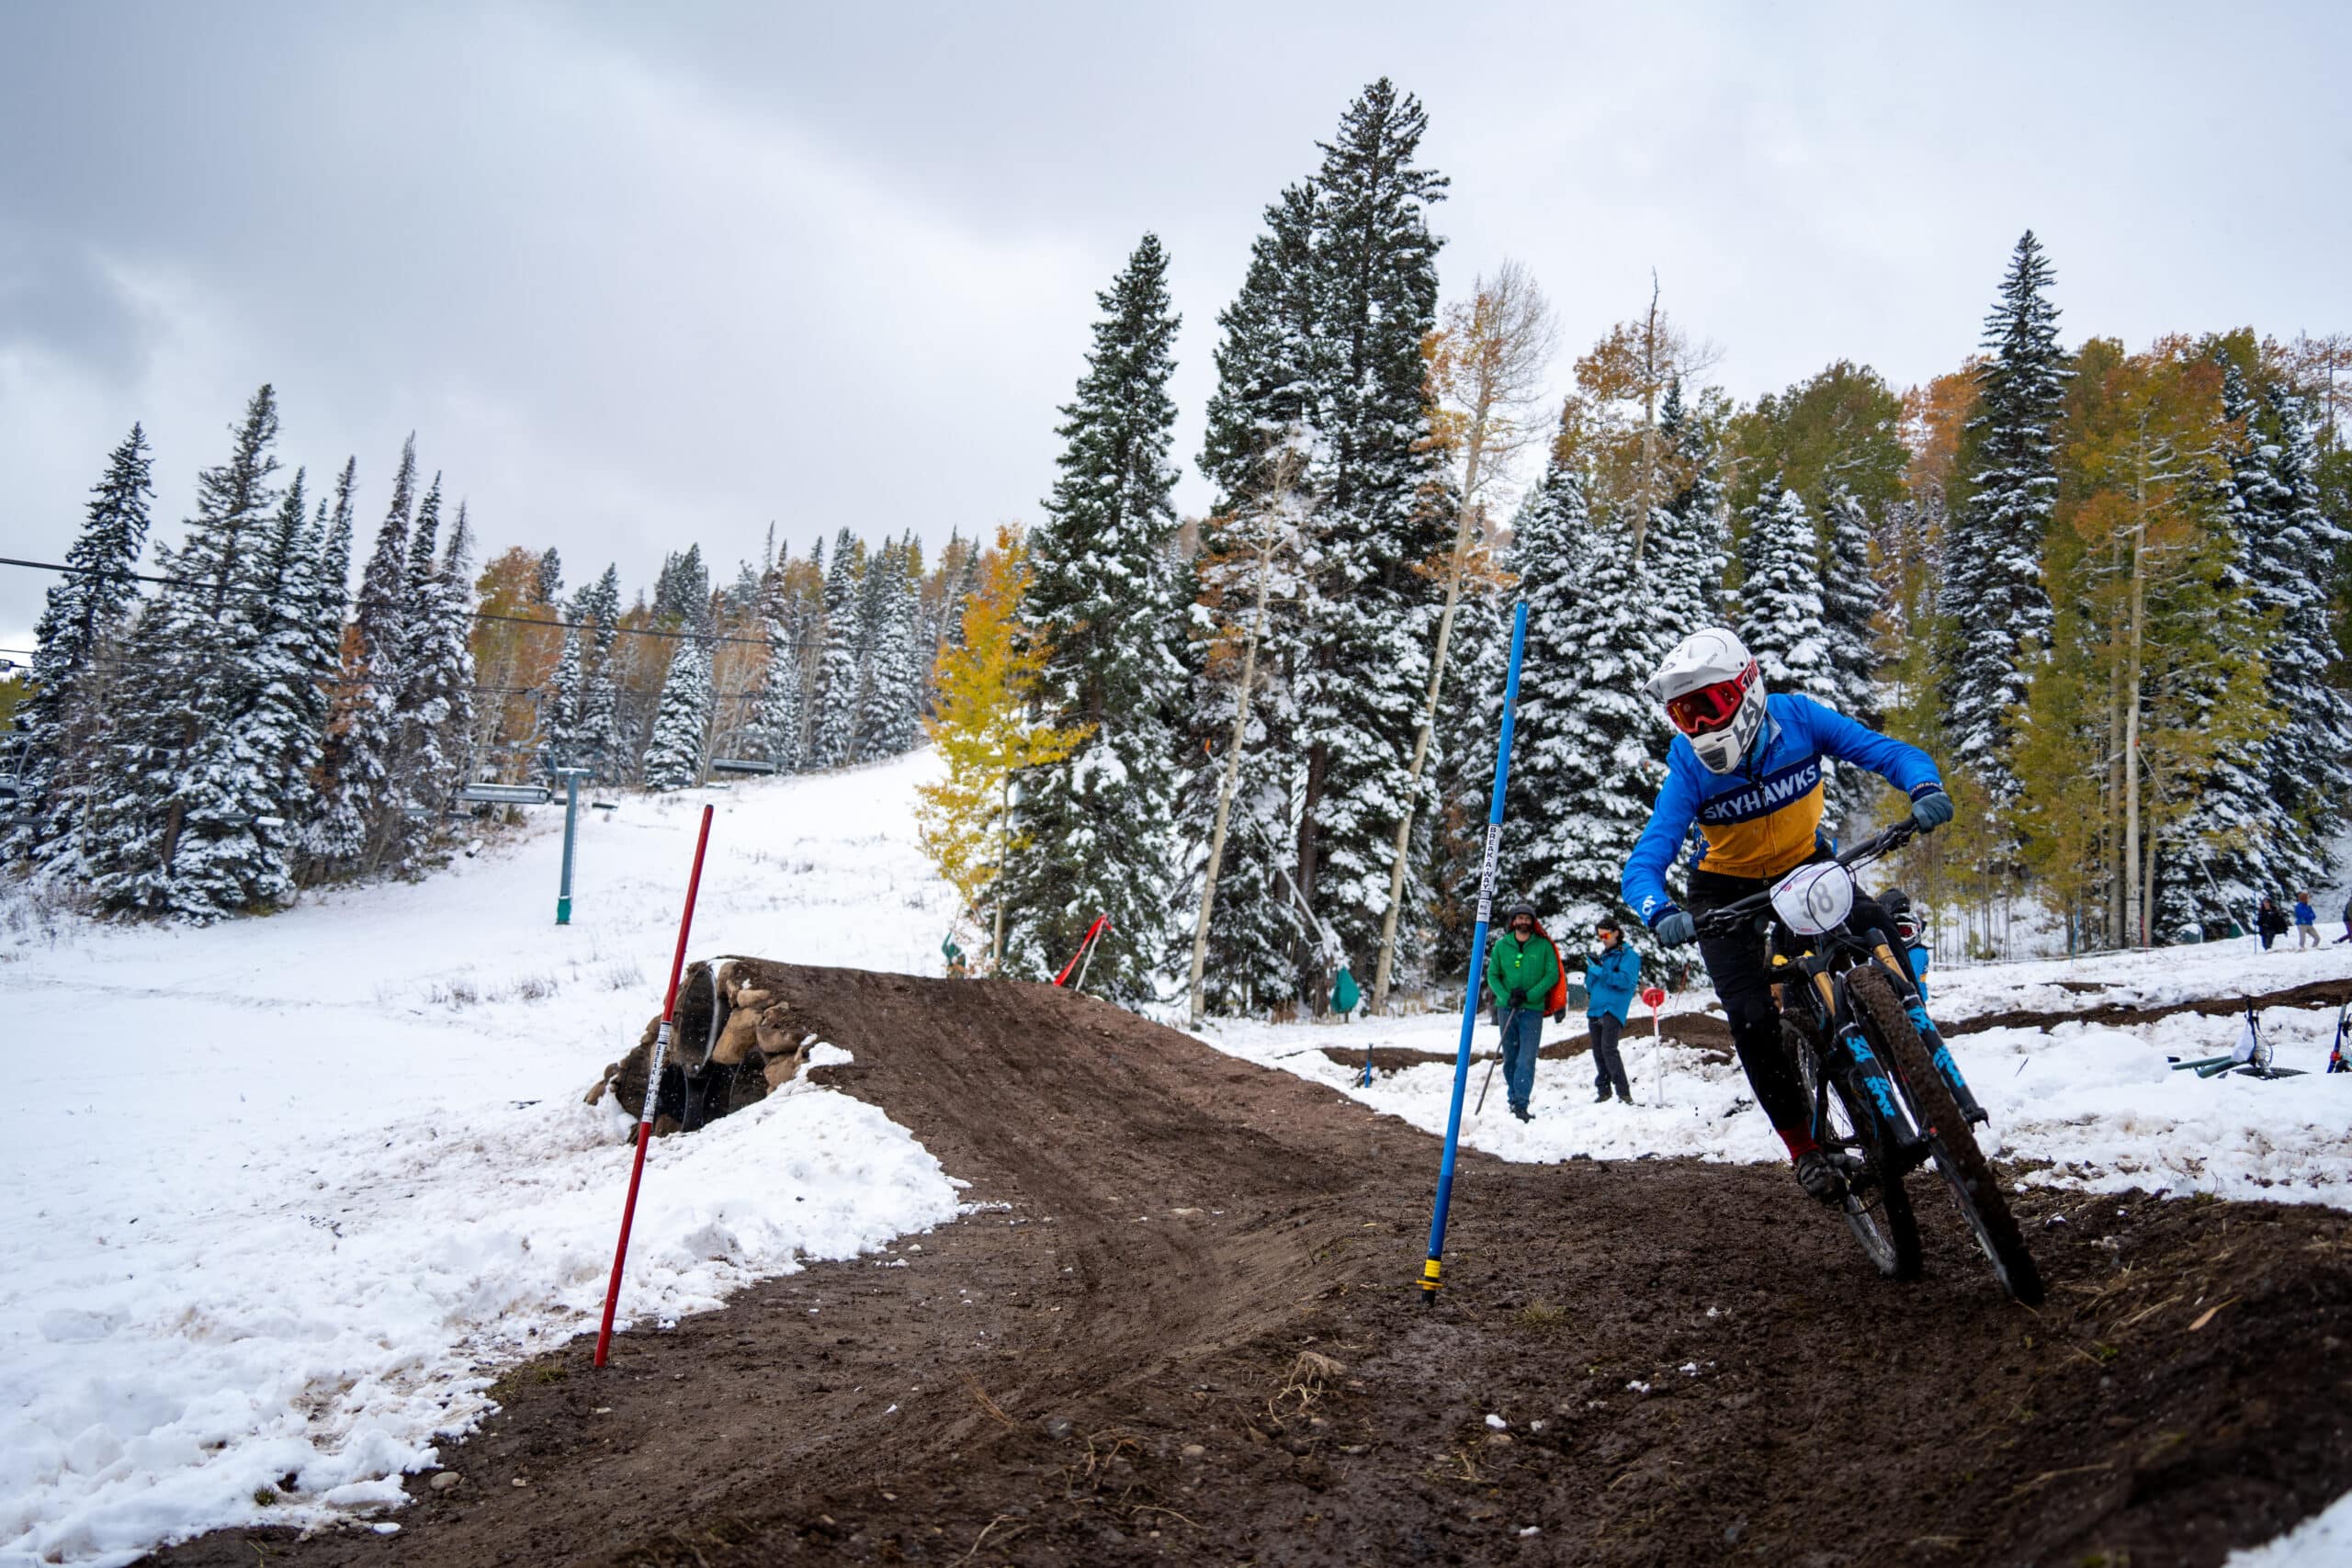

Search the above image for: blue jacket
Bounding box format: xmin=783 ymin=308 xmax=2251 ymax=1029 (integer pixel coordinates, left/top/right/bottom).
xmin=1623 ymin=693 xmax=1943 ymax=929
xmin=1584 ymin=942 xmax=1641 ymax=1022
xmin=2296 ymin=901 xmax=2317 ymax=925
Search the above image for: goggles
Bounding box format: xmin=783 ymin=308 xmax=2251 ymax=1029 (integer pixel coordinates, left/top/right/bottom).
xmin=1664 ymin=660 xmax=1759 ymax=736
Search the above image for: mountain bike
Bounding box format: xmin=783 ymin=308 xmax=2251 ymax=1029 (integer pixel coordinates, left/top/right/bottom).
xmin=1694 ymin=821 xmax=2044 ymax=1305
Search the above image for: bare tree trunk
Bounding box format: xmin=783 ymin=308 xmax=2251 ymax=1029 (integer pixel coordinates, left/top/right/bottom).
xmin=1370 ymin=445 xmax=1484 ymax=1013
xmin=1187 ymin=538 xmax=1273 ymax=1027
xmin=1631 ymin=277 xmax=1662 ymax=565
xmin=2124 ymin=446 xmax=2148 ymax=948
xmin=990 ymin=773 xmax=1010 ymax=971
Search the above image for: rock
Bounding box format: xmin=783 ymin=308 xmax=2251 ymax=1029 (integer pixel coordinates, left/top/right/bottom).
xmin=1043 ymin=1416 xmax=1075 ymax=1439
xmin=763 ymin=1057 xmax=799 ymax=1090
xmin=429 ymin=1472 xmax=462 ymax=1492
xmin=511 ymin=1476 xmax=529 ymax=1488
xmin=713 ymin=1008 xmax=762 ymax=1066
xmin=1181 ymin=1444 xmax=1205 ymax=1459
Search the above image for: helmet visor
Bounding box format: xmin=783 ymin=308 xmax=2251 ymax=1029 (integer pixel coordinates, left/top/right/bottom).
xmin=1665 ymin=661 xmax=1758 ymax=736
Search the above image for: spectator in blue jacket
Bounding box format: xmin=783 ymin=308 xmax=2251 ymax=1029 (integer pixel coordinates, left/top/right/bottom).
xmin=1583 ymin=919 xmax=1640 ymax=1104
xmin=2295 ymin=893 xmax=2320 ymax=948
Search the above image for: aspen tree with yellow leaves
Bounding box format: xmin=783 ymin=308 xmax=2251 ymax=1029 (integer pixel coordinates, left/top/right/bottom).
xmin=915 ymin=527 xmax=1091 ymax=971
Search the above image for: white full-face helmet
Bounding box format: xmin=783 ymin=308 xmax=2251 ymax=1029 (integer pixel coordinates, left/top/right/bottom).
xmin=1645 ymin=627 xmax=1768 ymax=774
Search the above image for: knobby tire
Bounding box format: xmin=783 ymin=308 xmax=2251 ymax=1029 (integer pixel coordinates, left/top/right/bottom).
xmin=1783 ymin=1017 xmax=1922 ymax=1281
xmin=1847 ymin=966 xmax=2045 ymax=1306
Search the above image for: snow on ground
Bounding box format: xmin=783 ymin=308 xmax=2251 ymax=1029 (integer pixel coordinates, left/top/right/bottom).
xmin=0 ymin=755 xmax=964 ymax=1568
xmin=2227 ymin=1485 xmax=2352 ymax=1566
xmin=1204 ymin=930 xmax=2352 ymax=1207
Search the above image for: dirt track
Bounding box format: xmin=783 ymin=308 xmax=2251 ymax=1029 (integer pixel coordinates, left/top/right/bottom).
xmin=151 ymin=965 xmax=2352 ymax=1567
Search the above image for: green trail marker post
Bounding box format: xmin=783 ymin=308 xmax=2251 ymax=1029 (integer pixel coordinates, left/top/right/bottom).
xmin=552 ymin=766 xmax=592 ymax=925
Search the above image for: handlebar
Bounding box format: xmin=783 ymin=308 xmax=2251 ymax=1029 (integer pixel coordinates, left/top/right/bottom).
xmin=1690 ymin=818 xmax=1919 ymax=940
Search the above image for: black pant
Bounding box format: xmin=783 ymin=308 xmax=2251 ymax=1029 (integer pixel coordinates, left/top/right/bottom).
xmin=1589 ymin=1014 xmax=1631 ymax=1099
xmin=1684 ymin=854 xmax=1911 ymax=1135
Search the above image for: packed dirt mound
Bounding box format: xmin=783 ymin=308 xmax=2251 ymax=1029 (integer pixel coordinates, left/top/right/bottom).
xmin=149 ymin=964 xmax=2352 ymax=1568
xmin=1956 ymin=973 xmax=2352 ymax=1035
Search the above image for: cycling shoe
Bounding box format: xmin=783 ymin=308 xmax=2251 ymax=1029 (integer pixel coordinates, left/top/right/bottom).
xmin=1793 ymin=1148 xmax=1847 ymax=1205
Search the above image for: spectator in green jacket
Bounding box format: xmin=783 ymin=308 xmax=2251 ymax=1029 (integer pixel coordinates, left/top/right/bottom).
xmin=1486 ymin=899 xmax=1563 ymax=1122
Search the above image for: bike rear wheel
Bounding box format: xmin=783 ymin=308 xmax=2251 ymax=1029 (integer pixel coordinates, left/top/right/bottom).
xmin=1848 ymin=967 xmax=2044 ymax=1305
xmin=1784 ymin=1017 xmax=1922 ymax=1280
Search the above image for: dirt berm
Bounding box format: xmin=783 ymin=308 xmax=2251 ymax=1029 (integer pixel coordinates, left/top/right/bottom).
xmin=151 ymin=964 xmax=2352 ymax=1567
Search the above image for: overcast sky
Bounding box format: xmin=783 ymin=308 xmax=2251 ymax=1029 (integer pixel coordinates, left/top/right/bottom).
xmin=4 ymin=1 xmax=2348 ymax=649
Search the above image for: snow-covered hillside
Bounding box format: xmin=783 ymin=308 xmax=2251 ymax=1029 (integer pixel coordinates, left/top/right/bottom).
xmin=0 ymin=755 xmax=963 ymax=1567
xmin=1204 ymin=931 xmax=2352 ymax=1208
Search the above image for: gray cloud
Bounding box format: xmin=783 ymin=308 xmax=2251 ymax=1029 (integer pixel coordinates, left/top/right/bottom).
xmin=4 ymin=0 xmax=2347 ymax=647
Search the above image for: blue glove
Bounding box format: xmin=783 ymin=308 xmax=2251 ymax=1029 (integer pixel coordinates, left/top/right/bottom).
xmin=1910 ymin=789 xmax=1955 ymax=833
xmin=1656 ymin=910 xmax=1697 ymax=947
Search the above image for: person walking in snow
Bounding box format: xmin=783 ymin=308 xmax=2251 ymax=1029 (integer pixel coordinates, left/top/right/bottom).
xmin=1622 ymin=627 xmax=1958 ymax=1208
xmin=1485 ymin=899 xmax=1564 ymax=1123
xmin=2256 ymin=897 xmax=2288 ymax=950
xmin=1583 ymin=919 xmax=1639 ymax=1104
xmin=2337 ymin=892 xmax=2351 ymax=945
xmin=2295 ymin=893 xmax=2320 ymax=948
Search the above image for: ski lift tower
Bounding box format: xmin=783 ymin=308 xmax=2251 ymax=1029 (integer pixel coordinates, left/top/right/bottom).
xmin=548 ymin=764 xmax=594 ymax=925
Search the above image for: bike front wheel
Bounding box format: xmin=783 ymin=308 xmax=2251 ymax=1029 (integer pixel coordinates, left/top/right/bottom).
xmin=1784 ymin=1017 xmax=1921 ymax=1281
xmin=1848 ymin=967 xmax=2044 ymax=1305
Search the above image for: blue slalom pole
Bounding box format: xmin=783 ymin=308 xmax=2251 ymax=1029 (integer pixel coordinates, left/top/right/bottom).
xmin=1420 ymin=599 xmax=1529 ymax=1305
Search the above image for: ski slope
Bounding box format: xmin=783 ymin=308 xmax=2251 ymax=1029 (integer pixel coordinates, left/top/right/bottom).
xmin=0 ymin=755 xmax=964 ymax=1567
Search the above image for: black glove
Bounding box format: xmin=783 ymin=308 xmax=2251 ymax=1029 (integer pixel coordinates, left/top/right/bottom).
xmin=1656 ymin=910 xmax=1697 ymax=946
xmin=1508 ymin=988 xmax=1529 ymax=1009
xmin=1551 ymin=1008 xmax=1567 ymax=1023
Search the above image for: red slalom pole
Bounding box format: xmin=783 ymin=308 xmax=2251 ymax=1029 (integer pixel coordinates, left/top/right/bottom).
xmin=594 ymin=803 xmax=715 ymax=1368
xmin=1053 ymin=915 xmax=1109 ymax=987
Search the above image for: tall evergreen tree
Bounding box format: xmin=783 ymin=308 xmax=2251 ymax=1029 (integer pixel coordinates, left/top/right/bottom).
xmin=1503 ymin=441 xmax=1667 ymax=958
xmin=314 ymin=436 xmax=416 ymax=874
xmin=1645 ymin=380 xmax=1730 ymax=650
xmin=84 ymin=386 xmax=293 ymax=919
xmin=745 ymin=579 xmax=805 ymax=773
xmin=810 ymin=528 xmax=861 ymax=768
xmin=2244 ymin=382 xmax=2350 ymax=887
xmin=642 ymin=628 xmax=713 ymax=790
xmin=1820 ymin=483 xmax=1880 ymax=721
xmin=1289 ymin=80 xmax=1452 ymax=1001
xmin=1738 ymin=475 xmax=1837 ymax=704
xmin=1944 ymin=231 xmax=2065 ymax=802
xmin=998 ymin=233 xmax=1186 ymax=998
xmin=9 ymin=423 xmax=154 ymax=865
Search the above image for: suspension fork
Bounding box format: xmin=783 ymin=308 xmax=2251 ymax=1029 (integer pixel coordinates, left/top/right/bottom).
xmin=1870 ymin=942 xmax=1987 ymax=1122
xmin=1812 ymin=966 xmax=1907 ymax=1135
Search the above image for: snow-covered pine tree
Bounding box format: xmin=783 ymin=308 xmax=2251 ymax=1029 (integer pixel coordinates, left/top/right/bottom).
xmin=377 ymin=481 xmax=475 ymax=872
xmin=84 ymin=386 xmax=293 ymax=919
xmin=642 ymin=626 xmax=713 ymax=790
xmin=1176 ymin=182 xmax=1322 ymax=1012
xmin=1289 ymin=80 xmax=1453 ymax=1002
xmin=8 ymin=423 xmax=154 ymax=866
xmin=854 ymin=537 xmax=923 ymax=761
xmin=997 ymin=232 xmax=1186 ymax=998
xmin=1738 ymin=476 xmax=1837 ymax=705
xmin=1503 ymin=441 xmax=1667 ymax=960
xmin=1424 ymin=571 xmax=1506 ymax=979
xmin=572 ymin=565 xmax=624 ymax=784
xmin=314 ymin=437 xmax=416 ymax=874
xmin=1821 ymin=483 xmax=1879 ymax=720
xmin=1818 ymin=481 xmax=1886 ymax=830
xmin=2245 ymin=382 xmax=2350 ymax=887
xmin=534 ymin=547 xmax=562 ymax=605
xmin=744 ymin=587 xmax=804 ymax=772
xmin=545 ymin=625 xmax=586 ymax=768
xmin=1944 ymin=231 xmax=2065 ymax=804
xmin=1645 ymin=380 xmax=1730 ymax=652
xmin=810 ymin=528 xmax=861 ymax=768
xmin=236 ymin=469 xmax=341 ymax=852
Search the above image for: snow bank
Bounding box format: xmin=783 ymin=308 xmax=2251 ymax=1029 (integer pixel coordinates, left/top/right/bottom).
xmin=2226 ymin=1487 xmax=2352 ymax=1565
xmin=1205 ymin=934 xmax=2352 ymax=1202
xmin=0 ymin=755 xmax=963 ymax=1566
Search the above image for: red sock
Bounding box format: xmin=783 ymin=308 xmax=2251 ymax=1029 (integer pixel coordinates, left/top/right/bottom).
xmin=1777 ymin=1128 xmax=1818 ymax=1161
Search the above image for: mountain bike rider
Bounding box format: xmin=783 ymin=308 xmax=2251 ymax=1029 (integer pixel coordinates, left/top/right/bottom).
xmin=1620 ymin=627 xmax=1973 ymax=1204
